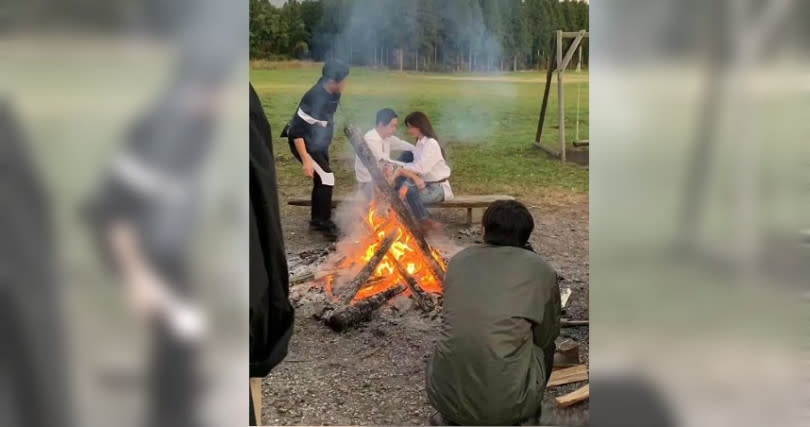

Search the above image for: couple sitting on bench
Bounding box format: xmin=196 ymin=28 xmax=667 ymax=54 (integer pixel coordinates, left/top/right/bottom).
xmin=356 ymin=109 xmax=452 ymax=233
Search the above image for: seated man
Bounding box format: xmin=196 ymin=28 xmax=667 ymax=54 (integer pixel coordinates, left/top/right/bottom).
xmin=426 ymin=200 xmax=561 ymax=426
xmin=355 ymin=108 xmax=414 ymax=199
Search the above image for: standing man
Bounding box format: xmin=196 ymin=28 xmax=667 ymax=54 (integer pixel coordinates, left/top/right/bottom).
xmin=285 ymin=59 xmax=350 ymax=241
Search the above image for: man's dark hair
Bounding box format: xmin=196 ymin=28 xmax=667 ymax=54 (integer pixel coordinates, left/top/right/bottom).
xmin=322 ymin=59 xmax=350 ymax=82
xmin=482 ymin=200 xmax=534 ymax=248
xmin=375 ymin=108 xmax=398 ymax=126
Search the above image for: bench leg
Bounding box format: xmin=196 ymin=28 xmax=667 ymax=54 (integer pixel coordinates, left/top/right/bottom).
xmin=466 ymin=208 xmax=473 ymax=226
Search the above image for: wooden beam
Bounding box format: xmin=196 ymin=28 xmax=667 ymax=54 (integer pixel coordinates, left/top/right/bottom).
xmin=547 ymin=364 xmax=588 ymax=387
xmin=557 ymin=30 xmax=566 ymax=163
xmin=561 ymin=31 xmax=590 ymax=38
xmin=534 ymin=34 xmax=557 ymax=144
xmin=559 ymin=30 xmax=586 ymax=72
xmin=556 ymin=384 xmax=589 ymax=408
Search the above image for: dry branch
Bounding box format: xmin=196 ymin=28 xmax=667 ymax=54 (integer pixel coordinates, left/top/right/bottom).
xmin=560 ymin=319 xmax=589 ymax=327
xmin=340 ymin=234 xmax=396 ymax=304
xmin=322 ymin=284 xmax=406 ymax=332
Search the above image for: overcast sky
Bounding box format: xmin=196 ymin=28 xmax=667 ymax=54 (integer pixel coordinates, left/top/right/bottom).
xmin=269 ymin=0 xmax=286 ymax=7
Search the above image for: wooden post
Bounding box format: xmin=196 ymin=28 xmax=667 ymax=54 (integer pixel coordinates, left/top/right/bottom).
xmin=557 ymin=30 xmax=566 ymax=162
xmin=535 ymin=35 xmax=557 ymax=144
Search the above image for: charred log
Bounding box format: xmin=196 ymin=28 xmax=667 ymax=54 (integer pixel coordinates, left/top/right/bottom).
xmin=340 ymin=234 xmax=396 ymax=304
xmin=394 ymin=261 xmax=435 ymax=312
xmin=320 ymin=284 xmax=406 ymax=332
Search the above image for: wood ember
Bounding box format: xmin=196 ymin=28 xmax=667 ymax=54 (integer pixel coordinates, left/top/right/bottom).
xmin=340 ymin=234 xmax=397 ymax=304
xmin=319 ymin=284 xmax=406 ymax=332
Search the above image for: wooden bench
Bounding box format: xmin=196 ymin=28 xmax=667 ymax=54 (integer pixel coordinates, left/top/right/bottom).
xmin=288 ymin=194 xmax=516 ymax=226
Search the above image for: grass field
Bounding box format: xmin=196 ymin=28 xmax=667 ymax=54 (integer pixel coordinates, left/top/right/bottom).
xmin=251 ymin=64 xmax=589 ymax=203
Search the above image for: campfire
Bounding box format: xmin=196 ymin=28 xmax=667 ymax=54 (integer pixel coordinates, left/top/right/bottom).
xmin=309 ymin=125 xmax=449 ymax=331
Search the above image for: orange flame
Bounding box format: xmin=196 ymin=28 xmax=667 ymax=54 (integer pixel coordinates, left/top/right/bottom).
xmin=331 ymin=200 xmax=446 ymax=302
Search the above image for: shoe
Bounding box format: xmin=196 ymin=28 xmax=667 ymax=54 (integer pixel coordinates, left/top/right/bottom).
xmin=310 ymin=220 xmax=339 ymax=242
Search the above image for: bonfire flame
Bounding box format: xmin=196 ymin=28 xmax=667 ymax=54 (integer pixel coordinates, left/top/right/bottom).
xmin=336 ymin=201 xmax=446 ymax=302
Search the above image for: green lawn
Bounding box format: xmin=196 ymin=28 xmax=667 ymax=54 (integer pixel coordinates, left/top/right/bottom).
xmin=251 ymin=65 xmax=588 ymax=202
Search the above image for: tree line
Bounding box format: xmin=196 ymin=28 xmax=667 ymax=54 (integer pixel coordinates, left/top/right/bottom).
xmin=250 ymin=0 xmax=589 ymax=72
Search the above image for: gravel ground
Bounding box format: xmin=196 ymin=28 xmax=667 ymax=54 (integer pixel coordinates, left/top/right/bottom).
xmin=261 ymin=200 xmax=589 ymax=426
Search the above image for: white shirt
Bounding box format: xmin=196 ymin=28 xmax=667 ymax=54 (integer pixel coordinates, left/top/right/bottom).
xmin=355 ymin=128 xmax=415 ymax=183
xmin=404 ymin=136 xmax=454 ymax=200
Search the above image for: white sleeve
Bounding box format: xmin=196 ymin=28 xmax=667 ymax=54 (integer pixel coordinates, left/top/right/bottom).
xmin=363 ymin=133 xmax=387 ymax=162
xmin=389 ymin=136 xmax=415 ymax=152
xmin=405 ymin=139 xmax=442 ymax=176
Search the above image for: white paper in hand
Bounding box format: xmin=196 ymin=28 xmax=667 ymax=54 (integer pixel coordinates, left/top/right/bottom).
xmin=311 ymin=162 xmax=335 ymax=186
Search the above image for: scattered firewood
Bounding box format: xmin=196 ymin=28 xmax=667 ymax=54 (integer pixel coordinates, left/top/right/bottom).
xmin=345 ymin=125 xmax=445 ymax=282
xmin=290 ymin=272 xmax=315 ymax=285
xmin=547 ymin=364 xmax=588 ymax=387
xmin=320 ymin=284 xmax=406 ymax=332
xmin=556 ymin=384 xmax=589 ymax=408
xmin=393 ymin=260 xmax=435 ymax=312
xmin=560 ymin=319 xmax=588 ymax=327
xmin=340 ymin=234 xmax=397 ymax=304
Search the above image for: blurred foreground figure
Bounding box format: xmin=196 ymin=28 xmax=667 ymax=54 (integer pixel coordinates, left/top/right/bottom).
xmin=0 ymin=101 xmax=72 ymax=427
xmin=249 ymin=84 xmax=294 ymax=425
xmin=427 ymin=200 xmax=561 ymax=425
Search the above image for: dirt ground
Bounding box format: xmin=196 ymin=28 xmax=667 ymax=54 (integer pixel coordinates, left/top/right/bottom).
xmin=260 ymin=198 xmax=589 ymax=426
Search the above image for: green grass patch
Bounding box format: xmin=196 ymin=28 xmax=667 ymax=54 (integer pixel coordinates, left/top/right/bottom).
xmin=251 ymin=66 xmax=588 ymax=201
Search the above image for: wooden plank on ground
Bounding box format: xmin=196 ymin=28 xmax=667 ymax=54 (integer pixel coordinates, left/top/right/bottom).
xmin=556 ymin=384 xmax=589 ymax=408
xmin=547 ymin=364 xmax=588 ymax=387
xmin=250 ymin=377 xmax=263 ymax=424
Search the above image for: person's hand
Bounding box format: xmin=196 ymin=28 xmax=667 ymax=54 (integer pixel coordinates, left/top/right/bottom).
xmin=302 ymin=156 xmax=315 ymax=178
xmin=413 ymin=176 xmax=426 ymax=190
xmin=127 ymin=268 xmax=166 ymax=320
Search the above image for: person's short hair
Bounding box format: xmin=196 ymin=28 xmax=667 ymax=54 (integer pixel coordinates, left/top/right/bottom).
xmin=322 ymin=59 xmax=350 ymax=82
xmin=375 ymin=108 xmax=398 ymax=126
xmin=482 ymin=200 xmax=534 ymax=247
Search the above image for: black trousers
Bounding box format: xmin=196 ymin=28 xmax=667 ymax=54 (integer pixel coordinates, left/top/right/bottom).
xmin=288 ymin=139 xmax=332 ymax=223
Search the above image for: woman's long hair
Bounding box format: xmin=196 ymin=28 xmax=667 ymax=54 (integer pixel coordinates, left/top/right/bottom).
xmin=404 ymin=111 xmax=447 ymax=161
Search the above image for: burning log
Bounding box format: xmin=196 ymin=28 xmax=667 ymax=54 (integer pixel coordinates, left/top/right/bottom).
xmin=321 ymin=284 xmax=406 ymax=332
xmin=344 ymin=125 xmax=446 ymax=282
xmin=341 ymin=234 xmax=397 ymax=304
xmin=394 ymin=260 xmax=434 ymax=312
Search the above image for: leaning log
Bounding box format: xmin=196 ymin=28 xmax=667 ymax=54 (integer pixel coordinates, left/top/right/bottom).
xmin=393 ymin=260 xmax=434 ymax=312
xmin=321 ymin=284 xmax=406 ymax=332
xmin=341 ymin=234 xmax=396 ymax=304
xmin=344 ymin=125 xmax=446 ymax=282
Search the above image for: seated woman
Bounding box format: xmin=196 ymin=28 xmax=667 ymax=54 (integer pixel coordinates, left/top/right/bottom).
xmin=390 ymin=111 xmax=453 ymax=232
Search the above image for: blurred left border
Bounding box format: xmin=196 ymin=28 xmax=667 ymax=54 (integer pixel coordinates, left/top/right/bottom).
xmin=0 ymin=1 xmax=249 ymax=426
